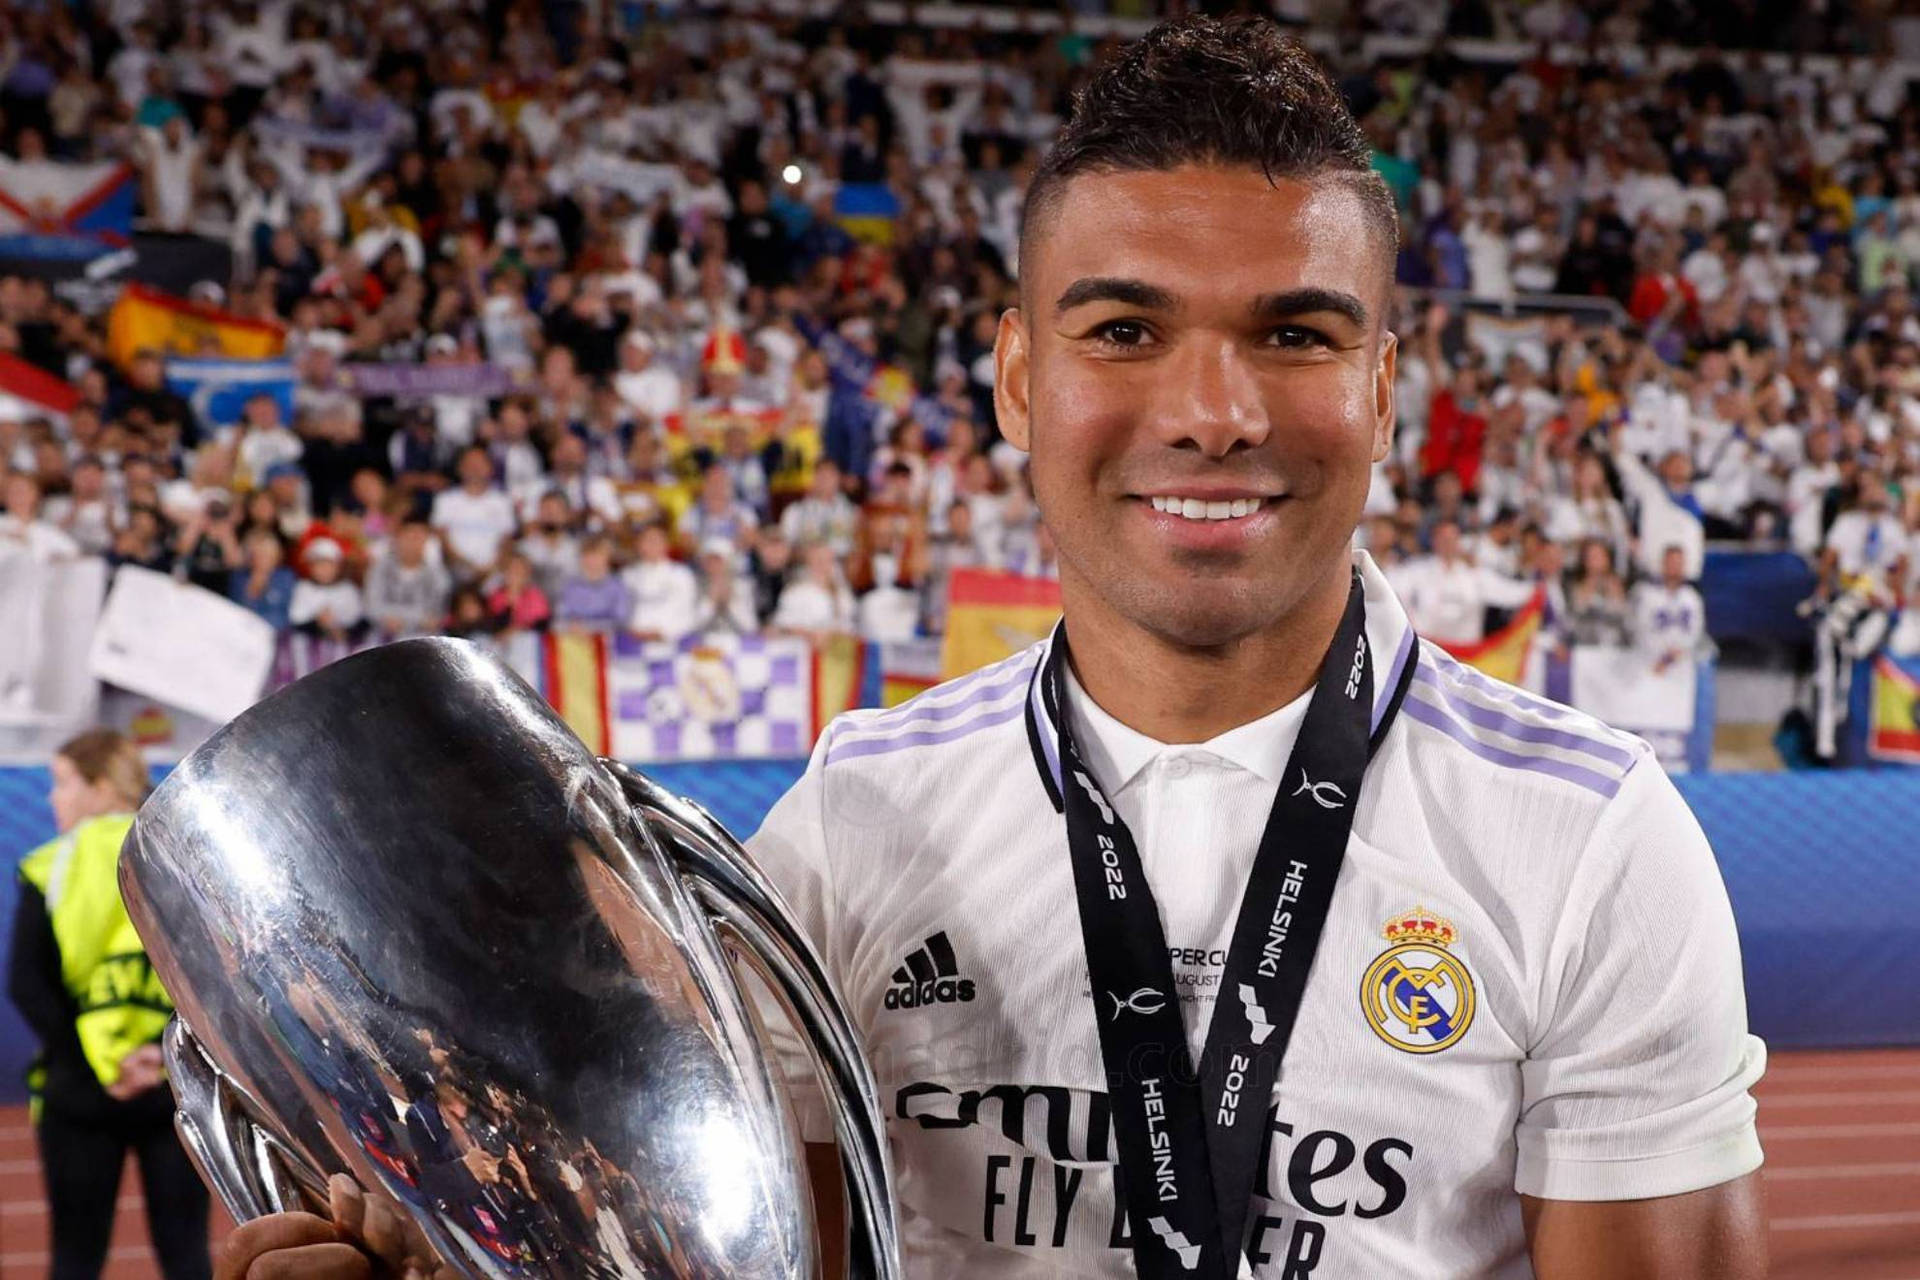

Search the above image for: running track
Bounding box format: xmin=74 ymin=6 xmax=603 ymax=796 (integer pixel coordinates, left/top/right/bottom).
xmin=0 ymin=1048 xmax=1914 ymax=1277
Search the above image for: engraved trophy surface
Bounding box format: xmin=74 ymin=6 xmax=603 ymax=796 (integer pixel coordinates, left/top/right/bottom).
xmin=120 ymin=637 xmax=899 ymax=1277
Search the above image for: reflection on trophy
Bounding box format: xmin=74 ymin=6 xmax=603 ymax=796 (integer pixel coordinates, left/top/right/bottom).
xmin=118 ymin=637 xmax=900 ymax=1277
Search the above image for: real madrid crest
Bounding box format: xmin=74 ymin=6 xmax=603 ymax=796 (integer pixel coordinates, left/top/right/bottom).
xmin=1361 ymin=907 xmax=1476 ymax=1054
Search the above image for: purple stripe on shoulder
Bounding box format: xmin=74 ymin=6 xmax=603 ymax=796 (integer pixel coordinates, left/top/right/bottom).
xmin=1401 ymin=693 xmax=1623 ymax=799
xmin=1371 ymin=626 xmax=1414 ymax=734
xmin=840 ymin=664 xmax=1034 ymax=741
xmin=1412 ymin=663 xmax=1636 ymax=771
xmin=1425 ymin=644 xmax=1580 ymax=722
xmin=857 ymin=650 xmax=1038 ymax=731
xmin=826 ymin=699 xmax=1027 ymax=765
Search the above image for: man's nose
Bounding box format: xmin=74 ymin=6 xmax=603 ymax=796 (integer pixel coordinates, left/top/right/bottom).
xmin=1147 ymin=338 xmax=1272 ymax=458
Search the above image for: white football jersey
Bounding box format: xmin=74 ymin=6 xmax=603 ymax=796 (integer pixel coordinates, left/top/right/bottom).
xmin=748 ymin=550 xmax=1764 ymax=1278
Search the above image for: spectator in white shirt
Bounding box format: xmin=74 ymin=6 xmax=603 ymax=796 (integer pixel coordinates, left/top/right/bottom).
xmin=1822 ymin=472 xmax=1908 ymax=585
xmin=1632 ymin=545 xmax=1708 ymax=672
xmin=0 ymin=474 xmax=81 ymax=563
xmin=1386 ymin=518 xmax=1539 ymax=646
xmin=288 ymin=539 xmax=364 ymax=639
xmin=771 ymin=542 xmax=855 ymax=639
xmin=1612 ymin=424 xmax=1707 ymax=582
xmin=350 ymin=195 xmax=426 ymax=275
xmin=229 ymin=393 xmax=303 ymax=489
xmin=613 ymin=329 xmax=683 ymax=430
xmin=431 ymin=445 xmax=519 ymax=582
xmin=623 ymin=522 xmax=700 ymax=642
xmin=137 ymin=117 xmax=203 ymax=233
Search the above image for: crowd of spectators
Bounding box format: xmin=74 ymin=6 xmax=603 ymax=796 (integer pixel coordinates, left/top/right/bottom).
xmin=1 ymin=0 xmax=1919 ymax=673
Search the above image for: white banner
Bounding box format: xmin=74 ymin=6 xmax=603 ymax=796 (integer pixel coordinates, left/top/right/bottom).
xmin=1569 ymin=644 xmax=1697 ymax=733
xmin=0 ymin=556 xmax=105 ymax=728
xmin=88 ymin=566 xmax=276 ymax=726
xmin=1568 ymin=643 xmax=1700 ymax=771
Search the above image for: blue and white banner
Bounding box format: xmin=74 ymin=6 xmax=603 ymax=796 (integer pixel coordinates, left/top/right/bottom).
xmin=165 ymin=356 xmax=296 ymax=428
xmin=0 ymin=159 xmax=134 ymax=261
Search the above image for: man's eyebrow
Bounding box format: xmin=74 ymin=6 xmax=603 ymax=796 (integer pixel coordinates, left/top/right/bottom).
xmin=1250 ymin=287 xmax=1370 ymax=330
xmin=1053 ymin=277 xmax=1179 ymax=315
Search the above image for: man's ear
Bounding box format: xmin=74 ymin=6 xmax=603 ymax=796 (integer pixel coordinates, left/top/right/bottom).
xmin=994 ymin=307 xmax=1032 ymax=453
xmin=1372 ymin=329 xmax=1398 ymax=465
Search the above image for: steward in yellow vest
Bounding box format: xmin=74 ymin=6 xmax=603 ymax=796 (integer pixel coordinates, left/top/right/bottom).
xmin=6 ymin=729 xmax=209 ymax=1280
xmin=14 ymin=812 xmax=173 ymax=1120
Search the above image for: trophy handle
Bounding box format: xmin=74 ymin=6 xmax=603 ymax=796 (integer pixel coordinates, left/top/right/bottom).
xmin=162 ymin=1019 xmax=329 ymax=1224
xmin=605 ymin=762 xmax=904 ymax=1280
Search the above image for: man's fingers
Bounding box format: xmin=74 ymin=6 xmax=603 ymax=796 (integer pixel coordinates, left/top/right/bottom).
xmin=244 ymin=1242 xmax=373 ymax=1280
xmin=216 ymin=1214 xmax=341 ymax=1280
xmin=327 ymin=1174 xmax=366 ymax=1245
xmin=358 ymin=1194 xmax=408 ymax=1268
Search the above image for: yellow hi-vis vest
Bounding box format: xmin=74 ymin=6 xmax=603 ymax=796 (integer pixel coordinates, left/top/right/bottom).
xmin=17 ymin=812 xmax=173 ymax=1096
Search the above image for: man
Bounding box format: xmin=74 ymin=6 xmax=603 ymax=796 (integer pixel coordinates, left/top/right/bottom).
xmin=222 ymin=18 xmax=1764 ymax=1280
xmin=1633 ymin=545 xmax=1708 ymax=674
xmin=428 ymin=446 xmax=518 ymax=583
xmin=622 ymin=522 xmax=699 ymax=642
xmin=1385 ymin=517 xmax=1538 ymax=646
xmin=363 ymin=520 xmax=452 ymax=640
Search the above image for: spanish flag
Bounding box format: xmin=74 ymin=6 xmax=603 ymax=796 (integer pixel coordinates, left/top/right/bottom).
xmin=811 ymin=633 xmax=868 ymax=740
xmin=1437 ymin=587 xmax=1545 ymax=686
xmin=880 ymin=639 xmax=943 ymax=708
xmin=542 ymin=631 xmax=611 ymax=756
xmin=1868 ymin=654 xmax=1920 ymax=764
xmin=941 ymin=569 xmax=1062 ymax=681
xmin=107 ymin=284 xmax=285 ymax=368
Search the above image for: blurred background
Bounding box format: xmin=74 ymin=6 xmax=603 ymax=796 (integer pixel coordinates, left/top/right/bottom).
xmin=1 ymin=0 xmax=1918 ymax=1275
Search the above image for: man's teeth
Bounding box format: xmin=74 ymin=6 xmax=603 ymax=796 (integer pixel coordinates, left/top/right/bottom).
xmin=1148 ymin=495 xmax=1267 ymax=520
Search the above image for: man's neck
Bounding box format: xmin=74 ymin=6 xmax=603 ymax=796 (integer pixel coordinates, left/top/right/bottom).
xmin=1059 ymin=560 xmax=1352 ymax=745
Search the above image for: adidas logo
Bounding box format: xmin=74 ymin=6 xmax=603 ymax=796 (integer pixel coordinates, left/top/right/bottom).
xmin=884 ymin=931 xmax=977 ymax=1010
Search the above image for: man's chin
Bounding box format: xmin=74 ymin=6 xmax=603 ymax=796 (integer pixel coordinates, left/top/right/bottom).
xmin=1113 ymin=578 xmax=1307 ymax=651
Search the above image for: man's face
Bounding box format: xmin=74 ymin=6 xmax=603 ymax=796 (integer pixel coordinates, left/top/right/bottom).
xmin=995 ymin=166 xmax=1395 ymax=649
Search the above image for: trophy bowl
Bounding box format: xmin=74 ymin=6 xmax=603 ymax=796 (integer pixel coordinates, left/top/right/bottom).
xmin=120 ymin=637 xmax=899 ymax=1277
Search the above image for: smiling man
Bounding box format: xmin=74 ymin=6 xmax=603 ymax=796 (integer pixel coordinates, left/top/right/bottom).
xmin=218 ymin=18 xmax=1765 ymax=1280
xmin=757 ymin=20 xmax=1763 ymax=1278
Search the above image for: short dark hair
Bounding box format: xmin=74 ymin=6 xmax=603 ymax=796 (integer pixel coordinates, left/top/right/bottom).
xmin=1021 ymin=16 xmax=1398 ymax=286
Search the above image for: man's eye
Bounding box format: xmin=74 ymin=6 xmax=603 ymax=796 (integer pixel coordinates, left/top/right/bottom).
xmin=1091 ymin=321 xmax=1151 ymax=348
xmin=1270 ymin=326 xmax=1332 ymax=349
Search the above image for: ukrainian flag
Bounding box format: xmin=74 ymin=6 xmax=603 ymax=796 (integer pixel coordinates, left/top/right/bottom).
xmin=834 ymin=183 xmax=900 ymax=246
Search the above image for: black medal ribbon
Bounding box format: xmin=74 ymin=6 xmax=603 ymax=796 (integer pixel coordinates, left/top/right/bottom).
xmin=1051 ymin=573 xmax=1413 ymax=1277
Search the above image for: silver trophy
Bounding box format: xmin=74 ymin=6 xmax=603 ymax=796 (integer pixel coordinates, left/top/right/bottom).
xmin=119 ymin=637 xmax=900 ymax=1277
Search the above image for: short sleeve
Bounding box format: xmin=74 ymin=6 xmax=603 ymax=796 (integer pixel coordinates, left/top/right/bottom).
xmin=742 ymin=726 xmax=840 ymax=1144
xmin=1514 ymin=750 xmax=1766 ymax=1201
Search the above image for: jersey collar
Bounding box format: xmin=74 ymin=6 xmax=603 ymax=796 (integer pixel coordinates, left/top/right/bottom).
xmin=1024 ymin=550 xmax=1417 ymax=813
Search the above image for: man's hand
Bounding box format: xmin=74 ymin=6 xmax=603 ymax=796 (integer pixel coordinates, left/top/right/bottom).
xmin=215 ymin=1176 xmax=452 ymax=1280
